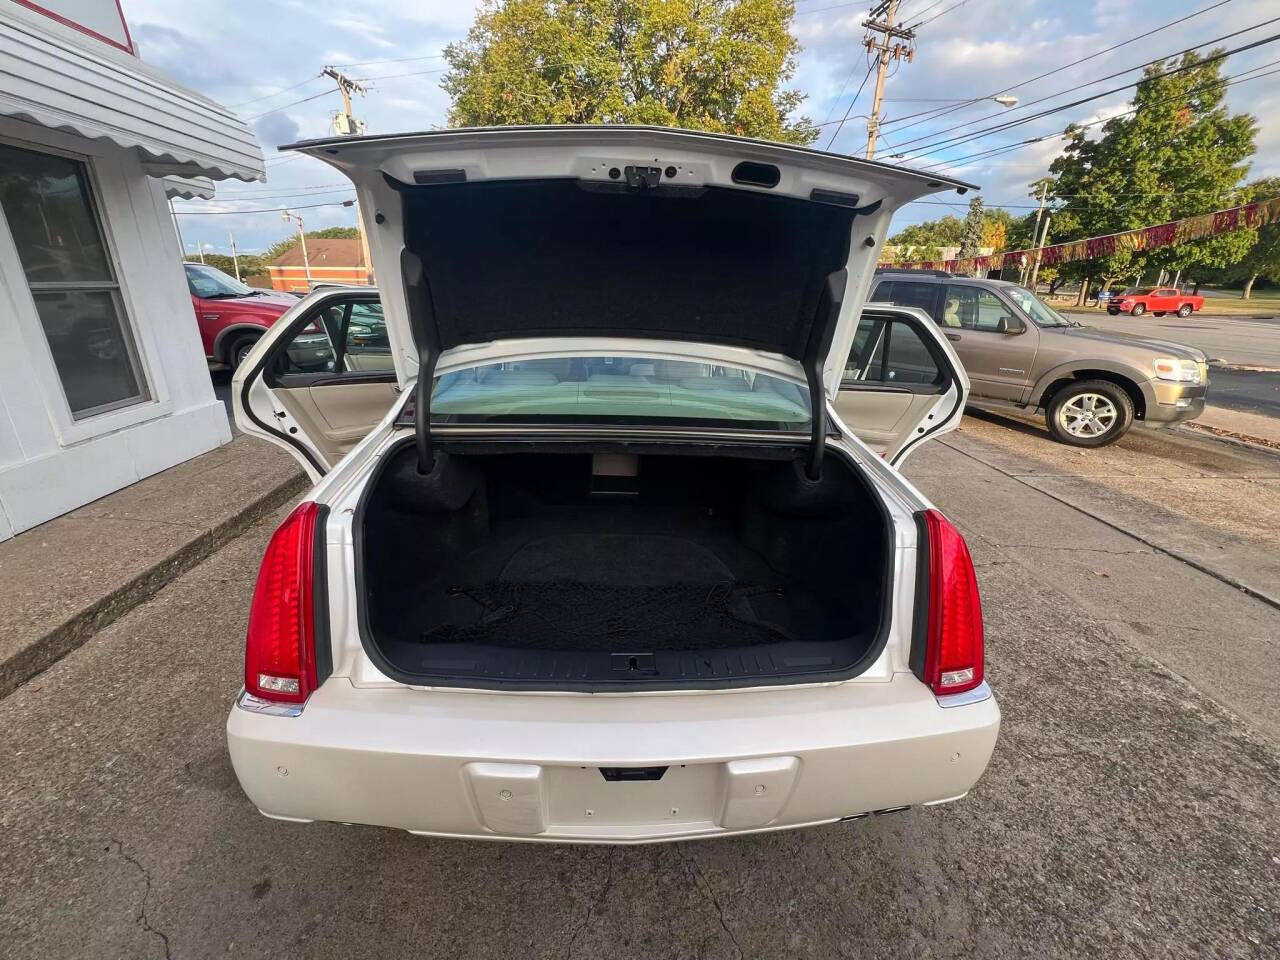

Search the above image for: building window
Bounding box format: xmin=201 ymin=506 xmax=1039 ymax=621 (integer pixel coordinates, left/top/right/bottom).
xmin=0 ymin=143 xmax=149 ymax=419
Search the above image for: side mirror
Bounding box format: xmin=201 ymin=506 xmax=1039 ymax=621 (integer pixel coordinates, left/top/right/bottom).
xmin=995 ymin=315 xmax=1024 ymax=334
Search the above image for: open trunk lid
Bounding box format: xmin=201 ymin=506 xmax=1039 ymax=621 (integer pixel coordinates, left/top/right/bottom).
xmin=283 ymin=125 xmax=972 ymax=389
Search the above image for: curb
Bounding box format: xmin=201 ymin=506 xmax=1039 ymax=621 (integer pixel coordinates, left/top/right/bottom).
xmin=1179 ymin=420 xmax=1280 ymax=454
xmin=0 ymin=471 xmax=308 ymax=700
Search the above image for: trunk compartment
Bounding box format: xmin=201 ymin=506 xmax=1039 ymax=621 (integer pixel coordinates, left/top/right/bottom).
xmin=355 ymin=440 xmax=891 ymax=690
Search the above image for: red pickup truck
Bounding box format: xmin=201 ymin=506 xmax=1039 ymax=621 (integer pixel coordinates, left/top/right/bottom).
xmin=1106 ymin=287 xmax=1205 ymax=318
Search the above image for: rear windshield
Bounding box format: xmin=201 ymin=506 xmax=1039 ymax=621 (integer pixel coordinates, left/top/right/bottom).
xmin=425 ymin=355 xmax=811 ymax=431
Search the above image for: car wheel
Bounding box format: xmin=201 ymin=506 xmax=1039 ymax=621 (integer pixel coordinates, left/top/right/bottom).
xmin=1046 ymin=380 xmax=1134 ymax=448
xmin=229 ymin=335 xmax=260 ymax=370
xmin=1130 ymin=303 xmax=1146 ymax=316
xmin=1177 ymin=303 xmax=1193 ymax=317
xmin=1107 ymin=307 xmax=1120 ymax=315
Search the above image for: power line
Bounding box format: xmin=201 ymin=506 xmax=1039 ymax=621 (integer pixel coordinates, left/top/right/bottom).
xmin=824 ymin=65 xmax=876 ymax=149
xmin=891 ymin=27 xmax=1280 ymax=162
xmin=229 ymin=75 xmax=322 ymax=110
xmin=173 ymin=200 xmax=356 ymax=216
xmin=889 ymin=14 xmax=1280 ymax=156
xmin=915 ymin=59 xmax=1280 ymax=174
xmin=906 ymin=0 xmax=972 ymax=30
xmin=205 ymin=187 xmax=356 ymax=203
xmin=877 ymin=0 xmax=1237 ymax=137
xmin=246 ymin=88 xmax=337 ymax=122
xmin=337 ymin=52 xmax=446 ymax=68
xmin=354 ymin=67 xmax=448 ymax=83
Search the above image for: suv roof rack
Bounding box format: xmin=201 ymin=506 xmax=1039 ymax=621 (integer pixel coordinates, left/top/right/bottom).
xmin=874 ymin=267 xmax=954 ymax=277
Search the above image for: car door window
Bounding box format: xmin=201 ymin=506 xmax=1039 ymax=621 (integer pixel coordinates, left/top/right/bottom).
xmin=944 ymin=285 xmax=1016 ymax=332
xmin=874 ymin=279 xmax=939 ymax=318
xmin=268 ymin=297 xmax=391 ymax=383
xmin=845 ymin=315 xmax=943 ymax=387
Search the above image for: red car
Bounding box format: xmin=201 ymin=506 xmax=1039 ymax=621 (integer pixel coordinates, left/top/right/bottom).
xmin=184 ymin=263 xmax=298 ymax=368
xmin=1107 ymin=286 xmax=1204 ymax=318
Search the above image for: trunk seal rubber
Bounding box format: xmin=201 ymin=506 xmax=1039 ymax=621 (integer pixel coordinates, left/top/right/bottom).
xmin=349 ymin=434 xmax=897 ymax=692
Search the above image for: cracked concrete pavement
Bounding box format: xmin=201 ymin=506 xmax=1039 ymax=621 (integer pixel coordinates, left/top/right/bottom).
xmin=1 ymin=418 xmax=1278 ymax=959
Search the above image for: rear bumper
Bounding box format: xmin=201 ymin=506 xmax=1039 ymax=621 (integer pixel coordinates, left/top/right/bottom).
xmin=226 ymin=674 xmax=1000 ymax=843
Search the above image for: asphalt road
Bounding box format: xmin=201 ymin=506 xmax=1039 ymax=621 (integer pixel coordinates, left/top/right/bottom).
xmin=1076 ymin=311 xmax=1280 ymax=368
xmin=1207 ymin=365 xmax=1280 ymax=417
xmin=2 ymin=418 xmax=1278 ymax=959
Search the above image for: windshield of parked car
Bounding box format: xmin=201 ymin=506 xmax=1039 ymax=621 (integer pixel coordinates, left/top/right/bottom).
xmin=185 ymin=263 xmax=253 ymax=299
xmin=1005 ymin=287 xmax=1075 ymax=327
xmin=430 ymin=356 xmax=811 ymax=431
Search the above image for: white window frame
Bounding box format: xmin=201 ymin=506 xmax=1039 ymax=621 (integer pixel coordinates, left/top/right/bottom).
xmin=0 ymin=132 xmax=173 ymax=444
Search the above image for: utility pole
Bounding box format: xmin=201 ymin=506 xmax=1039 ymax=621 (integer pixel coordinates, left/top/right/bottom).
xmin=863 ymin=0 xmax=915 ymax=160
xmin=323 ymin=65 xmax=374 ymax=284
xmin=1021 ymin=183 xmax=1048 ymax=286
xmin=282 ymin=210 xmax=312 ymax=290
xmin=198 ymin=243 xmax=205 ymax=265
xmin=1028 ymin=214 xmax=1052 ymax=293
xmin=228 ymin=231 xmax=241 ymax=281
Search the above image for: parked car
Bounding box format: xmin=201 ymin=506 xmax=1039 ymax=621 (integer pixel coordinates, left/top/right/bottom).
xmin=1107 ymin=286 xmax=1204 ymax=317
xmin=1095 ymin=286 xmax=1136 ymax=306
xmin=184 ymin=263 xmax=297 ymax=368
xmin=872 ymin=270 xmax=1208 ymax=447
xmin=226 ymin=126 xmax=1000 ymax=844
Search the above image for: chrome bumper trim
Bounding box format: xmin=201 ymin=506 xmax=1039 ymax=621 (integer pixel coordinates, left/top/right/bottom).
xmin=935 ymin=681 xmax=992 ymax=709
xmin=236 ymin=689 xmax=305 ymax=718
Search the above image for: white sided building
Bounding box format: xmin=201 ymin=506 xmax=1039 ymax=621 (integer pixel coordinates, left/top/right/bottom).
xmin=0 ymin=1 xmax=264 ymax=539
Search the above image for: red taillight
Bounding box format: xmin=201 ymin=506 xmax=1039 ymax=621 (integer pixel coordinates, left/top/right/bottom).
xmin=921 ymin=509 xmax=984 ymax=696
xmin=245 ymin=501 xmax=319 ymax=704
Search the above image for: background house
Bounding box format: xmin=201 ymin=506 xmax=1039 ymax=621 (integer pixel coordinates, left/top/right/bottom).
xmin=0 ymin=0 xmax=265 ymax=540
xmin=268 ymin=237 xmax=371 ymax=293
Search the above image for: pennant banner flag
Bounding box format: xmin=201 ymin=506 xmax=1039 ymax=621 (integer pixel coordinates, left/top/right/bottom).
xmin=878 ymin=196 xmax=1280 ymax=274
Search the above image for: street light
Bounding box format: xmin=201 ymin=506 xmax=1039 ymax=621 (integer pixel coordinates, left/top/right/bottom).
xmin=281 ymin=209 xmax=312 ymax=289
xmin=993 ymin=94 xmax=1018 ymax=108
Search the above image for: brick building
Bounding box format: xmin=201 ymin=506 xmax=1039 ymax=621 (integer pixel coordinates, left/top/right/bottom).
xmin=267 ymin=237 xmax=371 ymax=293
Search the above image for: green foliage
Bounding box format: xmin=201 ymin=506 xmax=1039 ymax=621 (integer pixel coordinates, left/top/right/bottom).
xmin=889 ymin=215 xmax=964 ymax=248
xmin=957 ymin=196 xmax=985 ymax=261
xmin=1207 ymin=177 xmax=1280 ymax=297
xmin=264 ymin=227 xmax=360 ymax=263
xmin=888 ymin=206 xmax=1018 ymax=259
xmin=184 ymin=252 xmax=269 ymax=278
xmin=442 ymin=0 xmax=816 ymax=144
xmin=1039 ymin=49 xmax=1257 ymax=283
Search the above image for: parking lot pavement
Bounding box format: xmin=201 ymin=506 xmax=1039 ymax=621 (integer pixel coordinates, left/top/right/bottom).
xmin=3 ymin=423 xmax=1279 ymax=959
xmin=1070 ymin=311 xmax=1280 ymax=368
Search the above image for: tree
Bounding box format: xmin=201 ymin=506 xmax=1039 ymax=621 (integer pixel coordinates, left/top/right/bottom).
xmin=442 ymin=0 xmax=816 ymax=144
xmin=1222 ymin=177 xmax=1280 ymax=298
xmin=183 ymin=252 xmax=268 ymax=278
xmin=889 ymin=215 xmax=965 ymax=249
xmin=957 ymin=196 xmax=985 ymax=275
xmin=1038 ymin=49 xmax=1257 ymax=290
xmin=264 ymin=227 xmax=360 ymax=263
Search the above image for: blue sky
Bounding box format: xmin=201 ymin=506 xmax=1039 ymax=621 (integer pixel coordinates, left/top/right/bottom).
xmin=126 ymin=0 xmax=1280 ymax=255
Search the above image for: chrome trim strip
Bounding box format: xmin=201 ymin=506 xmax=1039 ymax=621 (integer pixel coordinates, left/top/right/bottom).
xmin=935 ymin=681 xmax=992 ymax=709
xmin=235 ymin=689 xmax=305 ymax=718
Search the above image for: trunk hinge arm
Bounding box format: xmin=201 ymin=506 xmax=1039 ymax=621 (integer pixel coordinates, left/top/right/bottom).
xmin=401 ymin=249 xmax=442 ymax=474
xmin=803 ymin=269 xmax=848 ymax=482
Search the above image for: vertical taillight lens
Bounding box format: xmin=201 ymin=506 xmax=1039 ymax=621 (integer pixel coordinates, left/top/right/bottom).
xmin=921 ymin=509 xmax=985 ymax=696
xmin=245 ymin=501 xmax=319 ymax=704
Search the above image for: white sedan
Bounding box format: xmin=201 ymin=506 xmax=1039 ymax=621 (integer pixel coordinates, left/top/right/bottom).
xmin=227 ymin=125 xmax=999 ymax=843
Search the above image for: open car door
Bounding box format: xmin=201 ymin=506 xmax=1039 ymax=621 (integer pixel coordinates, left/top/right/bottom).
xmin=832 ymin=304 xmax=968 ymax=465
xmin=234 ymin=287 xmax=398 ymax=480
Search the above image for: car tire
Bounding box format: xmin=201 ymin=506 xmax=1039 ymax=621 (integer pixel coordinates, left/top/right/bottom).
xmin=229 ymin=334 xmax=260 ymax=370
xmin=1130 ymin=303 xmax=1146 ymax=316
xmin=1177 ymin=303 xmax=1194 ymax=317
xmin=1107 ymin=307 xmax=1120 ymax=315
xmin=1046 ymin=379 xmax=1134 ymax=448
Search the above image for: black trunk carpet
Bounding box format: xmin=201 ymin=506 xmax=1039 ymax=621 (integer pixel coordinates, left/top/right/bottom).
xmin=417 ymin=532 xmax=797 ymax=650
xmin=422 ymin=580 xmax=792 ymax=650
